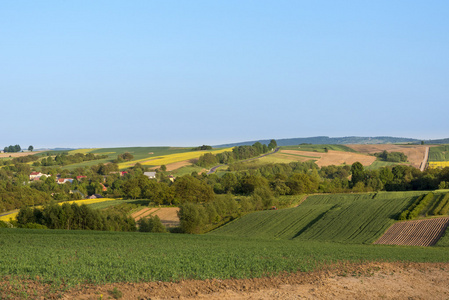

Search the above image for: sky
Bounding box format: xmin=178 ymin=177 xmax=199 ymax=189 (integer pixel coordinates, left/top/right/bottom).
xmin=1 ymin=1 xmax=448 ymax=148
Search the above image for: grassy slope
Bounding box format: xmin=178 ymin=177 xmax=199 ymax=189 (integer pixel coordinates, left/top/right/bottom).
xmin=211 ymin=192 xmax=421 ymax=244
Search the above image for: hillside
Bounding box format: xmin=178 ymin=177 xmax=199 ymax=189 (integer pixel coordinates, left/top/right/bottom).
xmin=210 ymin=192 xmax=423 ymax=244
xmin=215 ymin=136 xmax=449 ymax=148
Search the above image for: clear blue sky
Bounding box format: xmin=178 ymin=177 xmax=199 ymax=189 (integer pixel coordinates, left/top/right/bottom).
xmin=1 ymin=1 xmax=448 ymax=148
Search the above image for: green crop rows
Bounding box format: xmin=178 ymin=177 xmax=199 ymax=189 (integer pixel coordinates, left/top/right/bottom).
xmin=428 ymin=145 xmax=449 ymax=161
xmin=212 ymin=192 xmax=419 ymax=244
xmin=1 ymin=228 xmax=449 ymax=288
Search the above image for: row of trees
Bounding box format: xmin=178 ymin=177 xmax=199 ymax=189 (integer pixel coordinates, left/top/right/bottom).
xmin=16 ymin=203 xmax=136 ymax=231
xmin=3 ymin=145 xmax=34 ymax=153
xmin=36 ymin=152 xmax=108 ymax=167
xmin=196 ymin=140 xmax=277 ymax=168
xmin=375 ymin=150 xmax=408 ymax=162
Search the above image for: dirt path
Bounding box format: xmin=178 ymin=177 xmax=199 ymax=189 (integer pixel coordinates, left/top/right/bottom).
xmin=60 ymin=262 xmax=449 ymax=299
xmin=420 ymin=146 xmax=430 ymax=171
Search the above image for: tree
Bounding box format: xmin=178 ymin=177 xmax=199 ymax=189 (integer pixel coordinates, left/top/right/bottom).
xmin=268 ymin=139 xmax=277 ymax=150
xmin=28 ymin=145 xmax=34 ymax=152
xmin=350 ymin=162 xmax=365 ymax=186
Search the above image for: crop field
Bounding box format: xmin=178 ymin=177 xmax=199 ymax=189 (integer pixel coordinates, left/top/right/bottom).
xmin=374 ymin=217 xmax=449 ymax=246
xmin=428 ymin=145 xmax=449 ymax=161
xmin=212 ymin=192 xmax=420 ymax=244
xmin=1 ymin=228 xmax=449 ymax=290
xmin=347 ymin=144 xmax=427 ymax=168
xmin=429 ymin=161 xmax=449 ymax=168
xmin=273 ymin=149 xmax=376 ymax=168
xmin=117 ymin=147 xmax=233 ymax=169
xmin=53 ymin=147 xmax=195 ymax=170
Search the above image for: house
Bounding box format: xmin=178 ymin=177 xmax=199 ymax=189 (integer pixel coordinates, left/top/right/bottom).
xmin=57 ymin=178 xmax=74 ymax=184
xmin=168 ymin=175 xmax=175 ymax=182
xmin=88 ymin=194 xmax=104 ymax=199
xmin=76 ymin=175 xmax=87 ymax=181
xmin=99 ymin=183 xmax=107 ymax=192
xmin=29 ymin=172 xmax=43 ymax=180
xmin=120 ymin=171 xmax=128 ymax=176
xmin=144 ymin=171 xmax=156 ymax=179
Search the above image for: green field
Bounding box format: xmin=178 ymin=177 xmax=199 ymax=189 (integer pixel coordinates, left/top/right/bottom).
xmin=428 ymin=145 xmax=449 ymax=161
xmin=43 ymin=147 xmax=194 ymax=170
xmin=211 ymin=192 xmax=423 ymax=244
xmin=281 ymin=144 xmax=358 ymax=153
xmin=1 ymin=228 xmax=449 ymax=289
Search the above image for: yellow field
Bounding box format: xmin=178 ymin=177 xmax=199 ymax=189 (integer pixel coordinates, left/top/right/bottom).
xmin=0 ymin=198 xmax=117 ymax=222
xmin=118 ymin=148 xmax=234 ymax=169
xmin=68 ymin=148 xmax=99 ymax=154
xmin=429 ymin=161 xmax=449 ymax=168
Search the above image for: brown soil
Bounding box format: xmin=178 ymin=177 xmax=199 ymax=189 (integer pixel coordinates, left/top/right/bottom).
xmin=148 ymin=159 xmax=198 ymax=172
xmin=347 ymin=144 xmax=429 ymax=168
xmin=152 ymin=207 xmax=180 ymax=227
xmin=0 ymin=151 xmax=43 ymax=158
xmin=132 ymin=207 xmax=180 ymax=227
xmin=280 ymin=150 xmax=376 ymax=167
xmin=3 ymin=262 xmax=445 ymax=299
xmin=374 ymin=217 xmax=449 ymax=246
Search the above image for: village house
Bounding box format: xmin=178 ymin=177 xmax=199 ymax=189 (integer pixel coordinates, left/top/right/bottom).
xmin=57 ymin=178 xmax=74 ymax=184
xmin=143 ymin=171 xmax=156 ymax=179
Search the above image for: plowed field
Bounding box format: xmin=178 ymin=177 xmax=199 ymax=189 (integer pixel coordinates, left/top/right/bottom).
xmin=374 ymin=217 xmax=449 ymax=246
xmin=347 ymin=144 xmax=428 ymax=168
xmin=132 ymin=207 xmax=180 ymax=227
xmin=278 ymin=150 xmax=376 ymax=167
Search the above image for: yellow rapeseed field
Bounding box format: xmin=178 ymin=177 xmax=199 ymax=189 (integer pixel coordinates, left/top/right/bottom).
xmin=0 ymin=198 xmax=116 ymax=222
xmin=68 ymin=148 xmax=100 ymax=155
xmin=118 ymin=148 xmax=234 ymax=169
xmin=429 ymin=161 xmax=449 ymax=168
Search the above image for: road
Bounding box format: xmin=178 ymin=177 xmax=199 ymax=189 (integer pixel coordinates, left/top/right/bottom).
xmin=207 ymin=147 xmax=280 ymax=174
xmin=420 ymin=146 xmax=430 ymax=172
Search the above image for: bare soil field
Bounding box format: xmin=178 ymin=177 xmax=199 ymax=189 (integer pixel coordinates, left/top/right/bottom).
xmin=131 ymin=207 xmax=159 ymax=222
xmin=28 ymin=262 xmax=445 ymax=299
xmin=132 ymin=207 xmax=180 ymax=227
xmin=0 ymin=151 xmax=42 ymax=158
xmin=347 ymin=144 xmax=428 ymax=168
xmin=279 ymin=150 xmax=376 ymax=167
xmin=153 ymin=207 xmax=180 ymax=227
xmin=374 ymin=217 xmax=449 ymax=246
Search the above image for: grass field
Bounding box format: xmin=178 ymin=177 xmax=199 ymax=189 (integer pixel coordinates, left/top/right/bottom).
xmin=1 ymin=228 xmax=449 ymax=290
xmin=211 ymin=192 xmax=421 ymax=244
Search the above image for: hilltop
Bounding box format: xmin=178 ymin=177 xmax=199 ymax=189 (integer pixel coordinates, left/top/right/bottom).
xmin=215 ymin=136 xmax=449 ymax=148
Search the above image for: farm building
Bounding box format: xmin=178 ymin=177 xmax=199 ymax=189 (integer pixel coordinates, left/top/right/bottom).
xmin=144 ymin=171 xmax=156 ymax=179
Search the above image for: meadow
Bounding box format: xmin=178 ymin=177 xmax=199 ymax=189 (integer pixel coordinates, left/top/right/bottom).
xmin=428 ymin=145 xmax=449 ymax=161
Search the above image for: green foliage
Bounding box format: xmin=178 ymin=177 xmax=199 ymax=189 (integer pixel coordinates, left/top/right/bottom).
xmin=16 ymin=203 xmax=136 ymax=232
xmin=138 ymin=215 xmax=167 ymax=233
xmin=374 ymin=150 xmax=408 ymax=162
xmin=192 ymin=145 xmax=212 ymax=151
xmin=398 ymin=193 xmax=435 ymax=220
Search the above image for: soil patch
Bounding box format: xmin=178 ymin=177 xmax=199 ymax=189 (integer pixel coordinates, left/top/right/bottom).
xmin=152 ymin=207 xmax=180 ymax=227
xmin=0 ymin=151 xmax=43 ymax=158
xmin=280 ymin=150 xmax=376 ymax=167
xmin=14 ymin=262 xmax=442 ymax=299
xmin=374 ymin=217 xmax=449 ymax=246
xmin=347 ymin=144 xmax=428 ymax=168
